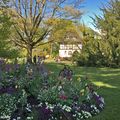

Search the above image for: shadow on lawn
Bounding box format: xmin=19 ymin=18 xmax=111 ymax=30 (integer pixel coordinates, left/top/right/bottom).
xmin=79 ymin=67 xmax=120 ymax=120
xmin=74 ymin=66 xmax=120 ymax=89
xmin=90 ymin=72 xmax=120 ymax=89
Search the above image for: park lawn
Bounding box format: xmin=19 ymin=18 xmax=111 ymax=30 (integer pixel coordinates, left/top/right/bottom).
xmin=46 ymin=62 xmax=120 ymax=120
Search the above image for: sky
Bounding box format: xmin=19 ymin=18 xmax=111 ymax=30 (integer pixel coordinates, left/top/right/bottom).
xmin=80 ymin=0 xmax=109 ymax=31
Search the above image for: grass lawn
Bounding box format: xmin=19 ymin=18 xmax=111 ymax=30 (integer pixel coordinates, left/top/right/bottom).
xmin=46 ymin=61 xmax=120 ymax=120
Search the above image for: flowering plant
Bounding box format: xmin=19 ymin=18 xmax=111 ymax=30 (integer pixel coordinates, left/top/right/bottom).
xmin=0 ymin=64 xmax=105 ymax=120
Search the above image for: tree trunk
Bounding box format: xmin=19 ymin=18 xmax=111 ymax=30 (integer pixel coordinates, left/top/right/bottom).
xmin=27 ymin=46 xmax=33 ymax=63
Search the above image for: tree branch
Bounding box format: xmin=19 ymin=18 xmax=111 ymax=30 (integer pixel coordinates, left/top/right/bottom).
xmin=33 ymin=0 xmax=38 ymax=22
xmin=18 ymin=0 xmax=22 ymax=15
xmin=30 ymin=0 xmax=33 ymax=22
xmin=34 ymin=40 xmax=54 ymax=48
xmin=30 ymin=0 xmax=47 ymax=39
xmin=33 ymin=29 xmax=50 ymax=46
xmin=14 ymin=25 xmax=28 ymax=45
xmin=11 ymin=38 xmax=27 ymax=49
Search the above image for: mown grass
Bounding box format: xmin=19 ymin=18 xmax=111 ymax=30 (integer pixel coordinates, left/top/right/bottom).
xmin=46 ymin=61 xmax=120 ymax=120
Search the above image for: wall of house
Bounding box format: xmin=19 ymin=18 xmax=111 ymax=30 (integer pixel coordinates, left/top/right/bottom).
xmin=59 ymin=44 xmax=82 ymax=58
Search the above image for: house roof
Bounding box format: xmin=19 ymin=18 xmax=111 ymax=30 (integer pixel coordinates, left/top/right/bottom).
xmin=59 ymin=30 xmax=83 ymax=44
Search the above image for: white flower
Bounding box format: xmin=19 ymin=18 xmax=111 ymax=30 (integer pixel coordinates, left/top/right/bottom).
xmin=73 ymin=114 xmax=76 ymax=117
xmin=78 ymin=113 xmax=81 ymax=116
xmin=27 ymin=117 xmax=33 ymax=120
xmin=100 ymin=97 xmax=105 ymax=104
xmin=65 ymin=106 xmax=72 ymax=112
xmin=58 ymin=86 xmax=62 ymax=91
xmin=60 ymin=116 xmax=62 ymax=119
xmin=26 ymin=107 xmax=32 ymax=112
xmin=45 ymin=102 xmax=48 ymax=105
xmin=38 ymin=102 xmax=43 ymax=107
xmin=99 ymin=103 xmax=104 ymax=108
xmin=81 ymin=116 xmax=83 ymax=119
xmin=62 ymin=105 xmax=66 ymax=110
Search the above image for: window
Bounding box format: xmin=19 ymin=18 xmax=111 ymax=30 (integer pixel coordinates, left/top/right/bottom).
xmin=69 ymin=45 xmax=73 ymax=49
xmin=68 ymin=51 xmax=72 ymax=55
xmin=67 ymin=45 xmax=72 ymax=49
xmin=64 ymin=45 xmax=67 ymax=50
xmin=60 ymin=45 xmax=64 ymax=49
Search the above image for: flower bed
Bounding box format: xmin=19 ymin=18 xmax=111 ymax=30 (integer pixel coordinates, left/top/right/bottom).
xmin=0 ymin=62 xmax=105 ymax=120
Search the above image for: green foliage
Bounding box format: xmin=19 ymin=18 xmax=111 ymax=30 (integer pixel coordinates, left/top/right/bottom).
xmin=93 ymin=0 xmax=120 ymax=67
xmin=73 ymin=0 xmax=120 ymax=67
xmin=0 ymin=11 xmax=19 ymax=59
xmin=0 ymin=94 xmax=17 ymax=117
xmin=0 ymin=90 xmax=28 ymax=118
xmin=48 ymin=19 xmax=82 ymax=43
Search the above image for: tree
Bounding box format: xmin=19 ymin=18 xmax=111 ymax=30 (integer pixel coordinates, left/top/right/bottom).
xmin=71 ymin=23 xmax=108 ymax=67
xmin=76 ymin=0 xmax=120 ymax=67
xmin=0 ymin=3 xmax=19 ymax=59
xmin=93 ymin=0 xmax=120 ymax=66
xmin=48 ymin=19 xmax=82 ymax=43
xmin=2 ymin=0 xmax=84 ymax=62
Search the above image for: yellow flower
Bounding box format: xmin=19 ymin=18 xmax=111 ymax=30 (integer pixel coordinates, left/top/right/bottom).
xmin=77 ymin=77 xmax=81 ymax=81
xmin=80 ymin=89 xmax=84 ymax=96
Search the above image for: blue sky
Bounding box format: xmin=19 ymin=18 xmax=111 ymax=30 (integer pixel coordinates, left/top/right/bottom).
xmin=80 ymin=0 xmax=109 ymax=30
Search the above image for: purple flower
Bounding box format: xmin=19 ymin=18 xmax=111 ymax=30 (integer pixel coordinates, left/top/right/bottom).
xmin=6 ymin=87 xmax=16 ymax=94
xmin=0 ymin=87 xmax=6 ymax=94
xmin=43 ymin=107 xmax=51 ymax=114
xmin=5 ymin=64 xmax=11 ymax=72
xmin=93 ymin=93 xmax=104 ymax=105
xmin=14 ymin=64 xmax=20 ymax=70
xmin=0 ymin=59 xmax=5 ymax=65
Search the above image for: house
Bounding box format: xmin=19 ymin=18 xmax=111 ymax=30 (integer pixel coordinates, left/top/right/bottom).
xmin=58 ymin=26 xmax=83 ymax=58
xmin=58 ymin=25 xmax=101 ymax=58
xmin=59 ymin=42 xmax=82 ymax=58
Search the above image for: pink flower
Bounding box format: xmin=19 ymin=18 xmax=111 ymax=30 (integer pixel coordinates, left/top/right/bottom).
xmin=59 ymin=95 xmax=67 ymax=100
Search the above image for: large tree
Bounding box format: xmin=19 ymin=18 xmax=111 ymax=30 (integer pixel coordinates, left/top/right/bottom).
xmin=2 ymin=0 xmax=83 ymax=62
xmin=93 ymin=0 xmax=120 ymax=66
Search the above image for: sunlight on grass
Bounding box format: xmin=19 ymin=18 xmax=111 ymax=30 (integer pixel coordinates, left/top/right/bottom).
xmin=93 ymin=81 xmax=117 ymax=88
xmin=101 ymin=73 xmax=120 ymax=77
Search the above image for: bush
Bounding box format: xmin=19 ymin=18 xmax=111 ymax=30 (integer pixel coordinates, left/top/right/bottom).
xmin=72 ymin=50 xmax=120 ymax=68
